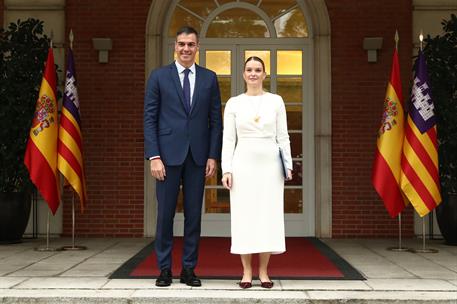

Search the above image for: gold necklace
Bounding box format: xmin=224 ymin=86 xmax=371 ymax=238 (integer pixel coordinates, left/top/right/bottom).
xmin=248 ymin=93 xmax=264 ymax=123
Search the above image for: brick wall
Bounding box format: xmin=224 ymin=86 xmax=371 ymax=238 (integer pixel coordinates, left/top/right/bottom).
xmin=62 ymin=0 xmax=416 ymax=237
xmin=63 ymin=0 xmax=151 ymax=237
xmin=326 ymin=0 xmax=414 ymax=237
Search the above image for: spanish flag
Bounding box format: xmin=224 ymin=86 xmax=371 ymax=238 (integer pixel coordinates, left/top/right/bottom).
xmin=400 ymin=50 xmax=441 ymax=216
xmin=24 ymin=48 xmax=60 ymax=214
xmin=57 ymin=48 xmax=87 ymax=211
xmin=372 ymin=47 xmax=409 ymax=217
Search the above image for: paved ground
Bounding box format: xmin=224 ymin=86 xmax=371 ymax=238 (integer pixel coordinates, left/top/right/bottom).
xmin=0 ymin=237 xmax=456 ymax=303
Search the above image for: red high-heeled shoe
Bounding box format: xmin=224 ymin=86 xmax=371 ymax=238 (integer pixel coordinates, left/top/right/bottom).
xmin=259 ymin=280 xmax=274 ymax=289
xmin=238 ymin=281 xmax=252 ymax=289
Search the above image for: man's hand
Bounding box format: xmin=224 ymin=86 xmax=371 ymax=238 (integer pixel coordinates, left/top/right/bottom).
xmin=150 ymin=158 xmax=166 ymax=181
xmin=206 ymin=158 xmax=217 ymax=178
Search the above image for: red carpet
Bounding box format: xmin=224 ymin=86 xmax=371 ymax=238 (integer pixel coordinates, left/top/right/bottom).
xmin=110 ymin=237 xmax=364 ymax=280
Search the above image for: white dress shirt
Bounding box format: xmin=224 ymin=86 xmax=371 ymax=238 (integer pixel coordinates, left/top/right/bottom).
xmin=175 ymin=61 xmax=196 ymax=105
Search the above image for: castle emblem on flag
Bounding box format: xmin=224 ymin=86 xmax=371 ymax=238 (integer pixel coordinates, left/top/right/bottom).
xmin=65 ymin=74 xmax=80 ymax=109
xmin=378 ymin=96 xmax=398 ymax=136
xmin=411 ymin=76 xmax=434 ymax=133
xmin=32 ymin=94 xmax=56 ymax=136
xmin=408 ymin=51 xmax=436 ymax=134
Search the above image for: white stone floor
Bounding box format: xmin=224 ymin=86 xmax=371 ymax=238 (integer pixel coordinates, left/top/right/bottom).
xmin=0 ymin=237 xmax=456 ymax=303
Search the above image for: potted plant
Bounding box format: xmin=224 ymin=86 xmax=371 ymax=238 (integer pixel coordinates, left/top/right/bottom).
xmin=0 ymin=18 xmax=50 ymax=243
xmin=423 ymin=14 xmax=457 ymax=245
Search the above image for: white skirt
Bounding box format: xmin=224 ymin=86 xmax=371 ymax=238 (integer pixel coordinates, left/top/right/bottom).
xmin=230 ymin=137 xmax=286 ymax=254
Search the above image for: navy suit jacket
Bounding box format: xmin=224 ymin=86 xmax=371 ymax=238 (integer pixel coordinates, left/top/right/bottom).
xmin=144 ymin=63 xmax=222 ymax=166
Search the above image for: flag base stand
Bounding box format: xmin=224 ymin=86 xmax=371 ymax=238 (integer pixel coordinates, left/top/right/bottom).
xmin=34 ymin=210 xmax=63 ymax=252
xmin=61 ymin=193 xmax=87 ymax=251
xmin=386 ymin=214 xmax=411 ymax=252
xmin=35 ymin=246 xmax=63 ymax=252
xmin=410 ymin=218 xmax=438 ymax=253
xmin=61 ymin=245 xmax=87 ymax=251
xmin=386 ymin=247 xmax=410 ymax=252
xmin=411 ymin=248 xmax=438 ymax=253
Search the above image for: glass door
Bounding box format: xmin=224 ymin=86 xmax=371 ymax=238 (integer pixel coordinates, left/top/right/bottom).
xmin=203 ymin=43 xmax=310 ymax=236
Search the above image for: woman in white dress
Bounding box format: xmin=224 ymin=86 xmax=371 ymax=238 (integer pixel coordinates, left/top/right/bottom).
xmin=221 ymin=56 xmax=293 ymax=289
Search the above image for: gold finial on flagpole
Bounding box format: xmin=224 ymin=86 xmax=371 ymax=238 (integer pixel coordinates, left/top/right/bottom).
xmin=419 ymin=29 xmax=424 ymax=51
xmin=69 ymin=29 xmax=74 ymax=50
xmin=394 ymin=29 xmax=399 ymax=49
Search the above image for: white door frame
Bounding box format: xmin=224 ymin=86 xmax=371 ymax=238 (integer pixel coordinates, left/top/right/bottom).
xmin=144 ymin=0 xmax=332 ymax=238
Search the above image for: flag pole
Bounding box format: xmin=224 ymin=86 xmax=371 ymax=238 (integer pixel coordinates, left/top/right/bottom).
xmin=412 ymin=217 xmax=438 ymax=253
xmin=61 ymin=192 xmax=86 ymax=250
xmin=409 ymin=31 xmax=438 ymax=254
xmin=35 ymin=209 xmax=62 ymax=251
xmin=387 ymin=213 xmax=409 ymax=251
xmin=34 ymin=37 xmax=61 ymax=252
xmin=385 ymin=30 xmax=409 ymax=252
xmin=61 ymin=29 xmax=86 ymax=251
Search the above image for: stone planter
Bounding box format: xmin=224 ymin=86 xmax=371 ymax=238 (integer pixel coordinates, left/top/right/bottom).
xmin=436 ymin=192 xmax=457 ymax=245
xmin=0 ymin=192 xmax=31 ymax=244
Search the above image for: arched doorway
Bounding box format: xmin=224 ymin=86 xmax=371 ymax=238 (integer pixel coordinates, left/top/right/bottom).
xmin=144 ymin=0 xmax=332 ymax=238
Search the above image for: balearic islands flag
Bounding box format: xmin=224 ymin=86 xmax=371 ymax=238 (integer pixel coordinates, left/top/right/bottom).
xmin=57 ymin=48 xmax=87 ymax=211
xmin=400 ymin=50 xmax=441 ymax=217
xmin=24 ymin=48 xmax=60 ymax=214
xmin=372 ymin=47 xmax=409 ymax=217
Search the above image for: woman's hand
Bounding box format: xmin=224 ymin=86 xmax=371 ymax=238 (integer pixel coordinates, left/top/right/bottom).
xmin=221 ymin=172 xmax=232 ymax=190
xmin=286 ymin=169 xmax=293 ymax=181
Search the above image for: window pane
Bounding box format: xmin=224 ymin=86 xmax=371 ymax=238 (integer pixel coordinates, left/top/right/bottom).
xmin=286 ymin=105 xmax=302 ymax=130
xmin=244 ymin=50 xmax=271 ymax=75
xmin=206 ymin=50 xmax=231 ymax=75
xmin=289 ymin=132 xmax=302 ymax=159
xmin=277 ymin=77 xmax=302 ymax=102
xmin=218 ymin=77 xmax=231 ymax=103
xmin=207 ymin=9 xmax=270 ymax=38
xmin=205 ymin=188 xmax=230 ymax=213
xmin=275 ymin=8 xmax=308 ymax=38
xmin=178 ymin=0 xmax=216 ymax=19
xmin=284 ymin=188 xmax=302 ymax=213
xmin=260 ymin=0 xmax=296 ymax=19
xmin=168 ymin=6 xmax=203 ymax=37
xmin=277 ymin=50 xmax=302 ymax=75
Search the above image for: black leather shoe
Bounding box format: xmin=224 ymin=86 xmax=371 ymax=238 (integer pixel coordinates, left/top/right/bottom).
xmin=180 ymin=268 xmax=201 ymax=287
xmin=155 ymin=269 xmax=172 ymax=287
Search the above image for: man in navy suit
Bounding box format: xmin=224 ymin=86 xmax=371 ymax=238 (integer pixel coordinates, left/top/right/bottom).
xmin=144 ymin=26 xmax=222 ymax=287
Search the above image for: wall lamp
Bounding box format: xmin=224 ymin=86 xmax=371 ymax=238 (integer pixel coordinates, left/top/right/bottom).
xmin=363 ymin=37 xmax=383 ymax=63
xmin=92 ymin=38 xmax=112 ymax=63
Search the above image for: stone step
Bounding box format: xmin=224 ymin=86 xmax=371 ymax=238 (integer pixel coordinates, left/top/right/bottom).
xmin=1 ymin=289 xmax=456 ymax=304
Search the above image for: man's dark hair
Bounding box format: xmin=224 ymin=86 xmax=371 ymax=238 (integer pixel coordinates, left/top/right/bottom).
xmin=176 ymin=26 xmax=199 ymax=40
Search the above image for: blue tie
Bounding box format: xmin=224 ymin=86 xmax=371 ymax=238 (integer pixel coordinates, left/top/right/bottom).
xmin=183 ymin=69 xmax=191 ymax=113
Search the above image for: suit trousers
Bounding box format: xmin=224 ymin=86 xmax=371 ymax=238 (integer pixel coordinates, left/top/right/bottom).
xmin=155 ymin=151 xmax=206 ymax=270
